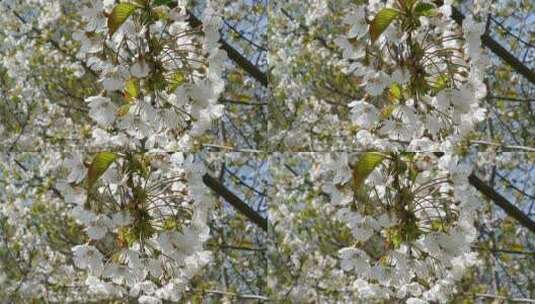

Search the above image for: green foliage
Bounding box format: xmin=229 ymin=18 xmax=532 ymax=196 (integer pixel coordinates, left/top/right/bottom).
xmin=116 ymin=104 xmax=131 ymax=117
xmin=385 ymin=216 xmax=421 ymax=248
xmin=124 ymin=78 xmax=139 ymax=101
xmin=402 ymin=0 xmax=418 ymax=9
xmin=163 ymin=218 xmax=178 ymax=231
xmin=86 ymin=152 xmax=118 ymax=190
xmin=125 ymin=153 xmax=150 ymax=178
xmin=153 ymin=0 xmax=174 ymax=6
xmin=352 ymin=152 xmax=386 ymax=191
xmin=118 ymin=212 xmax=155 ymax=247
xmin=168 ymin=71 xmax=186 ymax=92
xmin=414 ymin=2 xmax=435 ymax=17
xmin=107 ymin=3 xmax=139 ymax=36
xmin=369 ymin=8 xmax=400 ymax=42
xmin=431 ymin=73 xmax=449 ymax=94
xmin=388 ymin=83 xmax=403 ymax=102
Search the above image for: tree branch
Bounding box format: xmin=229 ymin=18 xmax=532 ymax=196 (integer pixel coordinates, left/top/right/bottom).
xmin=202 ymin=173 xmax=268 ymax=232
xmin=468 ymin=173 xmax=535 ymax=233
xmin=186 ymin=12 xmax=268 ymax=87
xmin=12 ymin=158 xmax=64 ymax=200
xmin=466 ymin=293 xmax=535 ymax=303
xmin=199 ymin=289 xmax=269 ymax=301
xmin=9 ymin=7 xmax=98 ymax=78
xmin=434 ymin=1 xmax=535 ymax=84
xmin=472 ymin=246 xmax=535 ymax=256
xmin=469 ymin=140 xmax=535 ymax=152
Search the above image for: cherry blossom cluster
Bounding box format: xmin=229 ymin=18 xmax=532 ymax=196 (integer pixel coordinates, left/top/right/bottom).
xmin=0 ymin=0 xmax=504 ymax=302
xmin=269 ymin=0 xmax=489 ymax=151
xmin=77 ymin=0 xmax=226 ymax=151
xmin=269 ymin=152 xmax=481 ymax=303
xmin=58 ymin=152 xmax=213 ymax=302
xmin=335 ymin=0 xmax=489 ymax=150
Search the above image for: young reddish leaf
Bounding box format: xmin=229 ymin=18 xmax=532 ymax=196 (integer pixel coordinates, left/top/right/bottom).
xmin=369 ymin=8 xmax=400 ymax=43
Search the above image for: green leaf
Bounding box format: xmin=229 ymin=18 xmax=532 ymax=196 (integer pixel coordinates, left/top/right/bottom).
xmin=432 ymin=73 xmax=449 ymax=93
xmin=414 ymin=2 xmax=436 ymax=16
xmin=124 ymin=78 xmax=139 ymax=101
xmin=87 ymin=152 xmax=118 ymax=190
xmin=231 ymin=94 xmax=252 ymax=102
xmin=116 ymin=104 xmax=131 ymax=117
xmin=389 ymin=83 xmax=402 ymax=101
xmin=403 ymin=0 xmax=418 ymax=9
xmin=369 ymin=8 xmax=400 ymax=43
xmin=380 ymin=104 xmax=395 ymax=119
xmin=108 ymin=3 xmax=139 ymax=36
xmin=510 ymin=243 xmax=524 ymax=252
xmin=153 ymin=0 xmax=174 ymax=6
xmin=168 ymin=71 xmax=185 ymax=92
xmin=431 ymin=220 xmax=446 ymax=232
xmin=352 ymin=152 xmax=385 ymax=190
xmin=163 ymin=218 xmax=178 ymax=231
